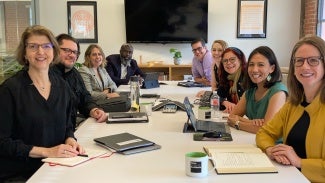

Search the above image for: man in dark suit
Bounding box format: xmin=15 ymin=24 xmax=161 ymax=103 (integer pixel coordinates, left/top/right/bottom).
xmin=106 ymin=44 xmax=144 ymax=86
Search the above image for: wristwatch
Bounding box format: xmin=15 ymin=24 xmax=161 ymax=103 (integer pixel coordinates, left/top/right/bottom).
xmin=235 ymin=120 xmax=240 ymax=130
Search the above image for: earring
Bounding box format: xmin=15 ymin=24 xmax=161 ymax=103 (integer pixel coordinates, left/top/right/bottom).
xmin=266 ymin=74 xmax=271 ymax=82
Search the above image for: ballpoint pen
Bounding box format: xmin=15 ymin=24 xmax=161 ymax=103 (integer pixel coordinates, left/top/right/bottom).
xmin=77 ymin=154 xmax=88 ymax=157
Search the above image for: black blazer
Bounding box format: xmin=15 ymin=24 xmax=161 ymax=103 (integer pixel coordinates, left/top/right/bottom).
xmin=105 ymin=54 xmax=144 ymax=86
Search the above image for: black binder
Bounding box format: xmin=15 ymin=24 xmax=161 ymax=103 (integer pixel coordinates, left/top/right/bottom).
xmin=94 ymin=132 xmax=161 ymax=155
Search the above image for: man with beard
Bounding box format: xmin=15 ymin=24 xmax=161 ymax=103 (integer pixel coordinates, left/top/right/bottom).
xmin=52 ymin=34 xmax=107 ymax=129
xmin=105 ymin=43 xmax=144 ymax=87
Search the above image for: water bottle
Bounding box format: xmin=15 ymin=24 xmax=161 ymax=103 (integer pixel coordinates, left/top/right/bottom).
xmin=210 ymin=91 xmax=221 ymax=120
xmin=130 ymin=76 xmax=140 ymax=112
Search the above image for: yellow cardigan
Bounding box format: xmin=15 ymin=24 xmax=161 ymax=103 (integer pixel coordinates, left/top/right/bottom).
xmin=256 ymin=95 xmax=325 ymax=183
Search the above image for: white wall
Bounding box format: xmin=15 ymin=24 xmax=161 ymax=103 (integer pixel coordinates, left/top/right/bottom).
xmin=38 ymin=0 xmax=300 ymax=67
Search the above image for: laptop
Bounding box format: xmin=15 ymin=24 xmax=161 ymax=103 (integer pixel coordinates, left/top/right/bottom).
xmin=141 ymin=72 xmax=160 ymax=89
xmin=183 ymin=97 xmax=230 ymax=133
xmin=177 ymin=81 xmax=205 ymax=87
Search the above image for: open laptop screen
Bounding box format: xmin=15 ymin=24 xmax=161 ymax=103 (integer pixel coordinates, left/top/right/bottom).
xmin=183 ymin=97 xmax=198 ymax=131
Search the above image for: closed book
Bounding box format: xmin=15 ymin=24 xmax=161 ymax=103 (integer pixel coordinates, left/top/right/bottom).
xmin=203 ymin=144 xmax=278 ymax=174
xmin=107 ymin=112 xmax=148 ymax=123
xmin=94 ymin=132 xmax=160 ymax=155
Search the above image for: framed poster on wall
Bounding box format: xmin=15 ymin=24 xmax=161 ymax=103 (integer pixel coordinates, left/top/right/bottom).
xmin=67 ymin=1 xmax=98 ymax=43
xmin=237 ymin=0 xmax=267 ymax=38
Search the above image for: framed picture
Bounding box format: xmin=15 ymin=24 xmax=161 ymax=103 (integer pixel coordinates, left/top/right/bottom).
xmin=67 ymin=1 xmax=98 ymax=43
xmin=237 ymin=0 xmax=267 ymax=38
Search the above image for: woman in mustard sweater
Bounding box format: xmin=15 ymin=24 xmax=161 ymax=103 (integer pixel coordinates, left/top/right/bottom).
xmin=256 ymin=35 xmax=325 ymax=183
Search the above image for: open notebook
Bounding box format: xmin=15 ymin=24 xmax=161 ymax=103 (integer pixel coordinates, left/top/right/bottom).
xmin=204 ymin=144 xmax=277 ymax=174
xmin=42 ymin=148 xmax=108 ymax=167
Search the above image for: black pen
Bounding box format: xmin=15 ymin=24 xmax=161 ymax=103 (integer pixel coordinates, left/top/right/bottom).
xmin=77 ymin=154 xmax=88 ymax=157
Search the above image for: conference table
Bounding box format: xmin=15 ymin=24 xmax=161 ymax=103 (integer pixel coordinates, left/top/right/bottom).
xmin=27 ymin=81 xmax=310 ymax=183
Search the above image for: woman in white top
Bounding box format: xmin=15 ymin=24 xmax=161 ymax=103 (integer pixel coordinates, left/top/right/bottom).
xmin=79 ymin=44 xmax=119 ymax=101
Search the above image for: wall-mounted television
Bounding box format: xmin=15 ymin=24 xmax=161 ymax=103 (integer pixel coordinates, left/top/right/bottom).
xmin=124 ymin=0 xmax=208 ymax=44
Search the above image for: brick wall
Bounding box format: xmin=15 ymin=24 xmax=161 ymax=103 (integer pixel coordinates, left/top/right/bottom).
xmin=4 ymin=1 xmax=30 ymax=52
xmin=303 ymin=0 xmax=318 ymax=36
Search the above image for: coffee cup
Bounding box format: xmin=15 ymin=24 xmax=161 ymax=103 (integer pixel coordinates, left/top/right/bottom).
xmin=185 ymin=152 xmax=215 ymax=177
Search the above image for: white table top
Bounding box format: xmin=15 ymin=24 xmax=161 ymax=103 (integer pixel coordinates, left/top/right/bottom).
xmin=27 ymin=82 xmax=310 ymax=183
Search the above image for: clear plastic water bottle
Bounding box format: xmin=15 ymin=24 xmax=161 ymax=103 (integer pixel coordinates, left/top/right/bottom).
xmin=130 ymin=76 xmax=140 ymax=112
xmin=210 ymin=91 xmax=220 ymax=120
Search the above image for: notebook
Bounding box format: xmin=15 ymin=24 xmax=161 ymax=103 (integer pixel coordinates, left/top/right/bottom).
xmin=177 ymin=81 xmax=205 ymax=87
xmin=183 ymin=97 xmax=231 ymax=134
xmin=118 ymin=91 xmax=131 ymax=97
xmin=107 ymin=112 xmax=149 ymax=123
xmin=94 ymin=132 xmax=161 ymax=155
xmin=41 ymin=148 xmax=108 ymax=167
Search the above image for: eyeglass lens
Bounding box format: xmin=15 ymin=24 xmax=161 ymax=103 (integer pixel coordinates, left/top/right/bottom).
xmin=222 ymin=57 xmax=237 ymax=64
xmin=192 ymin=47 xmax=203 ymax=53
xmin=26 ymin=43 xmax=53 ymax=51
xmin=60 ymin=48 xmax=80 ymax=56
xmin=293 ymin=56 xmax=322 ymax=67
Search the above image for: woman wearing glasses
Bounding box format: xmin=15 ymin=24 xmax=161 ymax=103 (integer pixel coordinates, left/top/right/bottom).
xmin=0 ymin=25 xmax=84 ymax=182
xmin=227 ymin=46 xmax=288 ymax=133
xmin=217 ymin=47 xmax=247 ymax=113
xmin=256 ymin=35 xmax=325 ymax=183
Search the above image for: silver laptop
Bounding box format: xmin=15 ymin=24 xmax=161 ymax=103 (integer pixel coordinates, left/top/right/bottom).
xmin=183 ymin=97 xmax=230 ymax=133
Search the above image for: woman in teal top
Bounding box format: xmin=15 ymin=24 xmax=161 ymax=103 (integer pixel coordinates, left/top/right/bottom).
xmin=245 ymin=82 xmax=287 ymax=119
xmin=228 ymin=46 xmax=288 ymax=133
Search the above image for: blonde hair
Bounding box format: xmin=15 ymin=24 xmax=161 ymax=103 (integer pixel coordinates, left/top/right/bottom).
xmin=83 ymin=44 xmax=107 ymax=68
xmin=212 ymin=40 xmax=228 ymax=51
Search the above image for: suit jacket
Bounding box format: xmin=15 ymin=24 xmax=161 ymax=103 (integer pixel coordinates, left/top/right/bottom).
xmin=78 ymin=66 xmax=117 ymax=101
xmin=105 ymin=54 xmax=144 ymax=86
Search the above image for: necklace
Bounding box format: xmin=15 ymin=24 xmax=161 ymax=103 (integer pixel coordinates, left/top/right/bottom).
xmin=33 ymin=83 xmax=47 ymax=91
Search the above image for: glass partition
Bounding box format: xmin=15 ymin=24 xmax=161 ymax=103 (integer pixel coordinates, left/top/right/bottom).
xmin=0 ymin=0 xmax=34 ymax=83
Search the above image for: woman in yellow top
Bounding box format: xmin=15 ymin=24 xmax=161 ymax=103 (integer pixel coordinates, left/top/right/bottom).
xmin=256 ymin=35 xmax=325 ymax=183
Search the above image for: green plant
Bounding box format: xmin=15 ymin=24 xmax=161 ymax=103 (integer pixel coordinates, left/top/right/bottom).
xmin=169 ymin=48 xmax=182 ymax=59
xmin=74 ymin=62 xmax=83 ymax=69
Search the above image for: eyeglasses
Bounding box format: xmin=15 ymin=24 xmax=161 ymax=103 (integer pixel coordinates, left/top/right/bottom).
xmin=222 ymin=57 xmax=237 ymax=64
xmin=60 ymin=47 xmax=80 ymax=56
xmin=26 ymin=43 xmax=53 ymax=52
xmin=192 ymin=46 xmax=203 ymax=53
xmin=293 ymin=56 xmax=323 ymax=67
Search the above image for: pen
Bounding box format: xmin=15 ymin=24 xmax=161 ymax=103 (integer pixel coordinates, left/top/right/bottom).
xmin=77 ymin=154 xmax=88 ymax=157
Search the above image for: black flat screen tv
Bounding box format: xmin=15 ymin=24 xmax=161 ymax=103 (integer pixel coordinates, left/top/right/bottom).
xmin=124 ymin=0 xmax=208 ymax=43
